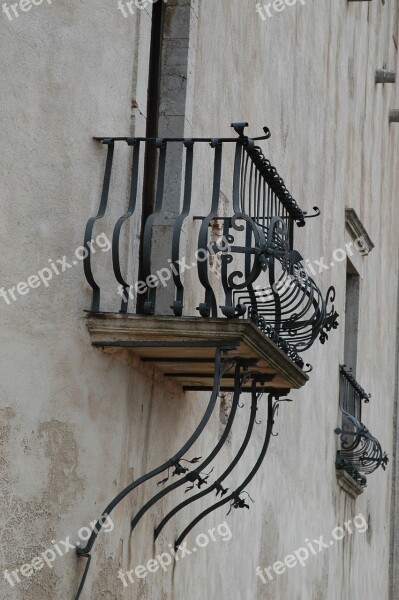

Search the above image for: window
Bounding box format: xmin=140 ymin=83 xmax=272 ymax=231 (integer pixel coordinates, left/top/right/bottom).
xmin=342 ymin=259 xmax=361 ymax=421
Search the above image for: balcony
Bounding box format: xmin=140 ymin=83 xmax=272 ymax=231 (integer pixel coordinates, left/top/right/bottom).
xmin=74 ymin=123 xmax=338 ymax=599
xmin=335 ymin=365 xmax=388 ymax=493
xmin=83 ymin=123 xmax=338 ymax=382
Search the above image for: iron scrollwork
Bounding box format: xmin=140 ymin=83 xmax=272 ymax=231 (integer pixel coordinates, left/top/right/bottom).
xmin=335 ymin=365 xmax=388 ymax=487
xmin=84 ymin=122 xmax=338 ymax=370
xmin=174 ymin=383 xmax=292 ymax=549
xmin=73 ymin=344 xmax=238 ymax=599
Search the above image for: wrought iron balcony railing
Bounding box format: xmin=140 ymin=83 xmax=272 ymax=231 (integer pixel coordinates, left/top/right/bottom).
xmin=84 ymin=123 xmax=338 ymax=367
xmin=335 ymin=365 xmax=388 ymax=487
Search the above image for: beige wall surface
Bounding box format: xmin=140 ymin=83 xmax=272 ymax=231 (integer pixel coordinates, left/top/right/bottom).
xmin=0 ymin=1 xmax=398 ymax=599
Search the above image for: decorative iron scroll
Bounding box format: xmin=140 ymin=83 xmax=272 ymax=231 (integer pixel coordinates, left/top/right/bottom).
xmin=84 ymin=122 xmax=338 ymax=368
xmin=129 ymin=358 xmax=260 ymax=535
xmin=154 ymin=371 xmax=262 ymax=540
xmin=335 ymin=365 xmax=388 ymax=487
xmin=74 ymin=344 xmax=237 ymax=598
xmin=73 ymin=349 xmax=290 ymax=598
xmin=174 ymin=383 xmax=291 ymax=548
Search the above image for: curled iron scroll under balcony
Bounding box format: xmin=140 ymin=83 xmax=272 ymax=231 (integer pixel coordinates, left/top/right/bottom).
xmin=74 ymin=346 xmax=291 ymax=599
xmin=335 ymin=365 xmax=388 ymax=487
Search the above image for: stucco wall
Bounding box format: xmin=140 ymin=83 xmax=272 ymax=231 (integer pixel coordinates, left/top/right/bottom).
xmin=0 ymin=1 xmax=398 ymax=599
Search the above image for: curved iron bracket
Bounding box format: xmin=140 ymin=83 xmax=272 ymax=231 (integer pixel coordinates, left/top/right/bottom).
xmin=73 ymin=343 xmax=237 ymax=599
xmin=174 ymin=383 xmax=291 ymax=548
xmin=129 ymin=358 xmax=258 ymax=535
xmin=154 ymin=371 xmax=270 ymax=540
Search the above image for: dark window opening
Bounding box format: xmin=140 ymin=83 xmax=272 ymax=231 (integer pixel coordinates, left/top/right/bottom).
xmin=341 ymin=258 xmax=361 ymax=443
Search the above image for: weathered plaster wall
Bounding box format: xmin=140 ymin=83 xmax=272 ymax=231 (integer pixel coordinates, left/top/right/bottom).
xmin=0 ymin=1 xmax=398 ymax=600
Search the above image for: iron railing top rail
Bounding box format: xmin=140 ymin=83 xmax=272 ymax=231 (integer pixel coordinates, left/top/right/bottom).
xmin=93 ymin=122 xmax=272 ymax=143
xmin=339 ymin=364 xmax=371 ymax=403
xmin=93 ymin=123 xmax=309 ymax=226
xmin=242 ymin=143 xmax=309 ymax=227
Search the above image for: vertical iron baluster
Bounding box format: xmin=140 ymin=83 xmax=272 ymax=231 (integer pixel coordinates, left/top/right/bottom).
xmin=262 ymin=179 xmax=266 ymax=230
xmin=267 ymin=183 xmax=271 ymax=229
xmin=339 ymin=370 xmax=343 ymax=412
xmin=248 ymin=160 xmax=254 ymax=218
xmin=244 ymin=154 xmax=250 ymax=213
xmin=256 ymin=168 xmax=261 ymax=223
xmin=197 ymin=140 xmax=223 ymax=317
xmin=171 ymin=140 xmax=194 ymax=316
xmin=84 ymin=139 xmax=115 ymax=312
xmin=141 ymin=139 xmax=167 ymax=314
xmin=219 ymin=140 xmax=244 ymax=315
xmin=245 ymin=156 xmax=255 ymax=278
xmin=252 ymin=166 xmax=257 ymax=220
xmin=271 ymin=186 xmax=275 ymax=226
xmin=232 ymin=140 xmax=244 ymax=214
xmin=240 ymin=150 xmax=245 ymax=213
xmin=289 ymin=213 xmax=294 ymax=249
xmin=270 ymin=252 xmax=282 ymax=334
xmin=112 ymin=139 xmax=141 ymax=313
xmin=348 ymin=378 xmax=352 ymax=414
xmin=244 ymin=220 xmax=253 ymax=282
xmin=282 ymin=206 xmax=289 ymax=234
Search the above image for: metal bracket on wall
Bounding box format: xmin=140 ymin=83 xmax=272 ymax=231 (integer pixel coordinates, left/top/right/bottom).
xmin=73 ymin=346 xmax=291 ymax=598
xmin=129 ymin=357 xmax=260 ymax=535
xmin=74 ymin=343 xmax=235 ymax=598
xmin=174 ymin=381 xmax=291 ymax=548
xmin=154 ymin=371 xmax=267 ymax=539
